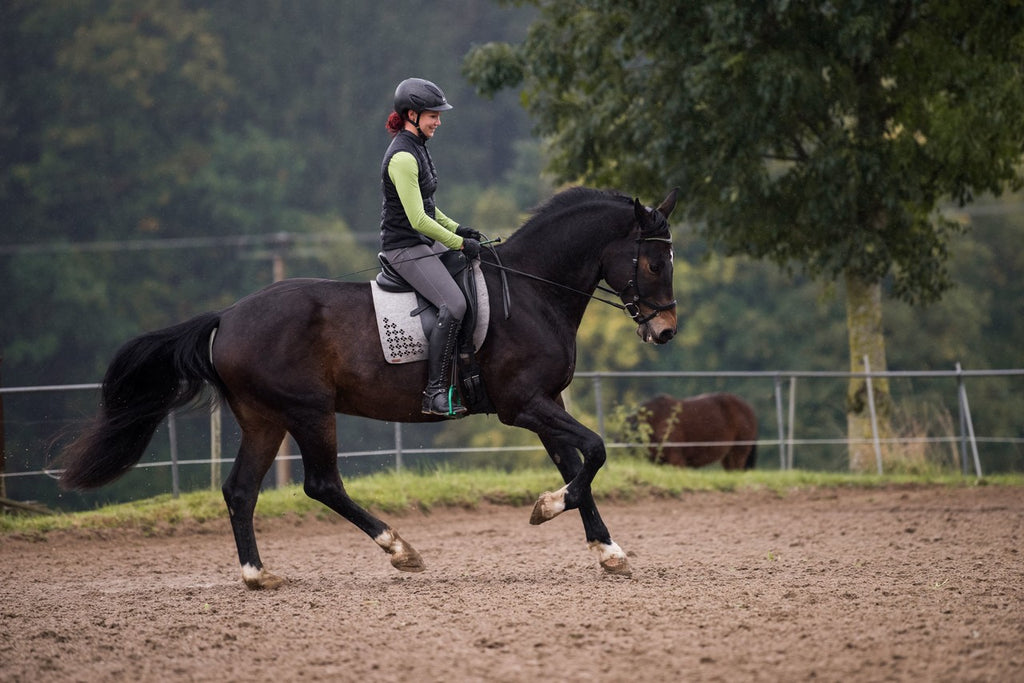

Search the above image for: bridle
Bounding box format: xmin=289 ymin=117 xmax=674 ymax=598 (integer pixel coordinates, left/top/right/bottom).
xmin=479 ymin=217 xmax=677 ymax=325
xmin=608 ymin=231 xmax=676 ymax=325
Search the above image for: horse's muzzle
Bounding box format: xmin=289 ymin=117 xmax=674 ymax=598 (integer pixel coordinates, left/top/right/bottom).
xmin=637 ymin=317 xmax=677 ymax=344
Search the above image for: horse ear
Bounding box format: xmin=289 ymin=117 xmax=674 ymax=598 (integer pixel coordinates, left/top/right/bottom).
xmin=633 ymin=197 xmax=647 ymax=225
xmin=656 ymin=187 xmax=679 ymax=219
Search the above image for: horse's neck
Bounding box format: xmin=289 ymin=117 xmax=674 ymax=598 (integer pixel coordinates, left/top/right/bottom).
xmin=494 ymin=210 xmax=626 ymax=332
xmin=501 ymin=205 xmax=625 ymax=292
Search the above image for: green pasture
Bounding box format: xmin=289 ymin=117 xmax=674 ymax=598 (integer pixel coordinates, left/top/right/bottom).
xmin=3 ymin=461 xmax=1021 ymax=537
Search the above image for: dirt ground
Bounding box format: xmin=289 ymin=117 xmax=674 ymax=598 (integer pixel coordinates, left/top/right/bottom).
xmin=2 ymin=485 xmax=1022 ymax=683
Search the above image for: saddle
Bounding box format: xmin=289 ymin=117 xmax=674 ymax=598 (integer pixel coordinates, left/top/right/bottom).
xmin=375 ymin=250 xmax=494 ymax=414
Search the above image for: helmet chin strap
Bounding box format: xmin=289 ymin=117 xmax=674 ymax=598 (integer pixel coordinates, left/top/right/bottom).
xmin=408 ymin=111 xmax=428 ymax=140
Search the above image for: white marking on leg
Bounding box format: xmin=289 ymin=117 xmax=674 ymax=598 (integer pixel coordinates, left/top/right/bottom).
xmin=374 ymin=528 xmax=397 ymax=551
xmin=240 ymin=562 xmax=284 ymax=589
xmin=241 ymin=563 xmax=262 ymax=583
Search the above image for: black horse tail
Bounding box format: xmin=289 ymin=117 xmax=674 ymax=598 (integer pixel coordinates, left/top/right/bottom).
xmin=744 ymin=442 xmax=758 ymax=470
xmin=59 ymin=311 xmax=224 ymax=490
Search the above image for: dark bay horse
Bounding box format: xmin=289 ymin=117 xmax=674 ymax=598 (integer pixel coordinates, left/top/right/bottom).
xmin=59 ymin=186 xmax=679 ymax=588
xmin=633 ymin=393 xmax=758 ymax=470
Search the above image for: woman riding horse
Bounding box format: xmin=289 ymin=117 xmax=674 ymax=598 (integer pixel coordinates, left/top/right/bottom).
xmin=59 ymin=184 xmax=679 ymax=588
xmin=380 ymin=77 xmax=483 ymax=417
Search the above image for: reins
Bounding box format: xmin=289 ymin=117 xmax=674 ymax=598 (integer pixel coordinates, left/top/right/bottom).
xmin=328 ymin=212 xmax=676 ymax=325
xmin=479 ymin=258 xmax=629 ymax=314
xmin=477 ymin=230 xmax=676 ymax=325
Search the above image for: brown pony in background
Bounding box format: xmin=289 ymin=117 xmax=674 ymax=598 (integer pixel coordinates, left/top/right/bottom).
xmin=632 ymin=393 xmax=758 ymax=470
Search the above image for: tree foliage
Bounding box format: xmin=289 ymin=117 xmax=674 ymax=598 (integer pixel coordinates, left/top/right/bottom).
xmin=0 ymin=0 xmax=537 ymax=385
xmin=2 ymin=2 xmax=1022 ymax=497
xmin=464 ymin=0 xmax=1024 ymax=305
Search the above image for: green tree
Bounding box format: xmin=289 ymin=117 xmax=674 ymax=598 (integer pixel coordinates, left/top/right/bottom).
xmin=464 ymin=0 xmax=1024 ymax=470
xmin=1 ymin=0 xmax=538 ymax=386
xmin=1 ymin=0 xmax=240 ymax=382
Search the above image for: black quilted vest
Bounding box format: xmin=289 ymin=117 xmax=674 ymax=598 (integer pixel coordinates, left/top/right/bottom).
xmin=379 ymin=130 xmax=439 ymax=250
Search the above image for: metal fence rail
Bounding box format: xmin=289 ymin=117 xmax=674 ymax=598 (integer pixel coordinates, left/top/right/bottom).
xmin=2 ymin=367 xmax=1022 ymax=505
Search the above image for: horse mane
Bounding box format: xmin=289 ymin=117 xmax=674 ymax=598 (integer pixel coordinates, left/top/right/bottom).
xmin=505 ymin=187 xmax=633 ymax=247
xmin=531 ymin=186 xmax=630 ymax=216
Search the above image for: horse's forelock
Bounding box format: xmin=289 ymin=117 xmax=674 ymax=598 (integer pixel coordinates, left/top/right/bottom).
xmin=641 ymin=207 xmax=671 ymax=239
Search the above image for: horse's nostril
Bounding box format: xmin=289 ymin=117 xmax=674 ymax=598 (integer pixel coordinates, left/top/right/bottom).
xmin=658 ymin=328 xmax=676 ymax=343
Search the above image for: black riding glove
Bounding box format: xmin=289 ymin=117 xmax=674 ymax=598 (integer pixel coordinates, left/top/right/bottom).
xmin=461 ymin=238 xmax=481 ymax=260
xmin=456 ymin=225 xmax=483 ymax=241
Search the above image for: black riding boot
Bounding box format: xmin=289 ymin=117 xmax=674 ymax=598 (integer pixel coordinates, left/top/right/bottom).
xmin=422 ymin=305 xmax=467 ymax=417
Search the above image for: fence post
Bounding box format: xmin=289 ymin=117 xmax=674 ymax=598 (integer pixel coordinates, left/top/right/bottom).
xmin=956 ymin=363 xmax=983 ymax=478
xmin=787 ymin=375 xmax=797 ymax=469
xmin=958 ymin=379 xmax=969 ymax=476
xmin=774 ymin=375 xmax=786 ymax=469
xmin=862 ymin=356 xmax=884 ymax=475
xmin=394 ymin=422 xmax=403 ymax=472
xmin=210 ymin=399 xmax=221 ymax=490
xmin=593 ymin=374 xmax=605 ymax=441
xmin=168 ymin=410 xmax=180 ymax=498
xmin=275 ymin=437 xmax=291 ymax=488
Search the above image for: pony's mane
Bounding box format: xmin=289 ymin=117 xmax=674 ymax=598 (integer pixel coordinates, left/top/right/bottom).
xmin=508 ymin=187 xmax=632 ymax=242
xmin=505 ymin=187 xmax=672 ymax=247
xmin=533 ymin=186 xmax=630 ymax=215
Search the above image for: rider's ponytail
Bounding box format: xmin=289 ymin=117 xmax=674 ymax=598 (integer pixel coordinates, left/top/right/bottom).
xmin=385 ymin=111 xmax=404 ymax=136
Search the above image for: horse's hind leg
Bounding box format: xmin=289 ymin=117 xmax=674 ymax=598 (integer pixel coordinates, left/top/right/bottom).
xmin=289 ymin=414 xmax=425 ymax=573
xmin=222 ymin=417 xmax=287 ymax=590
xmin=537 ymin=433 xmax=630 ymax=576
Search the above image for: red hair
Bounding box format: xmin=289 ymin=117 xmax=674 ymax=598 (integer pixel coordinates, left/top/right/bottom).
xmin=385 ymin=111 xmax=404 ymax=136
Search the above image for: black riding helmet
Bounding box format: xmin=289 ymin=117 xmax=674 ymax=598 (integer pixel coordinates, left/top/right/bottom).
xmin=394 ymin=77 xmax=453 ymax=115
xmin=394 ymin=78 xmax=452 ymax=138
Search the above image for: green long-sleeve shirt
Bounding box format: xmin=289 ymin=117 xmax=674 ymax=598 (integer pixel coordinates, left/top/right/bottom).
xmin=386 ymin=151 xmax=463 ymax=250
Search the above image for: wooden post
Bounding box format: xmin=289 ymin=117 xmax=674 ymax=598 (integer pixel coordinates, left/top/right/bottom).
xmin=272 ymin=241 xmax=291 ymax=488
xmin=210 ymin=400 xmax=221 ymax=490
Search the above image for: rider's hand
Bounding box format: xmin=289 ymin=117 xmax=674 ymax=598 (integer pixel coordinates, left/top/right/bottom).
xmin=456 ymin=225 xmax=483 ymax=241
xmin=461 ymin=237 xmax=481 ymax=260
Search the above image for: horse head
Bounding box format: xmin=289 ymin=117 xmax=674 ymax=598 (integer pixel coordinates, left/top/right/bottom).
xmin=603 ymin=188 xmax=679 ymax=344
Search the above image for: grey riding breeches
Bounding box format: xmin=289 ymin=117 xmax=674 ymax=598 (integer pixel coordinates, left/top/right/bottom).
xmin=382 ymin=241 xmax=467 ymax=321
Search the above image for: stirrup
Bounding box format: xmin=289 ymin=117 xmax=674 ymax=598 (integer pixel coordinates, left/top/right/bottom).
xmin=422 ymin=385 xmax=467 ymax=417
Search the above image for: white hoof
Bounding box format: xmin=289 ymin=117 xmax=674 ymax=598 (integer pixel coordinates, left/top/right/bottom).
xmin=589 ymin=540 xmax=631 ymax=577
xmin=529 ymin=486 xmax=567 ymax=525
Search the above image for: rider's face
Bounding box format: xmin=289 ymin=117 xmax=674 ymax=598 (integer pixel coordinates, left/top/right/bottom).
xmin=408 ymin=110 xmax=442 ymax=138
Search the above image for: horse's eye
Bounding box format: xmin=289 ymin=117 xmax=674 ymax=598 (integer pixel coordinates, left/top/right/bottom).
xmin=648 ymin=259 xmax=663 ymax=274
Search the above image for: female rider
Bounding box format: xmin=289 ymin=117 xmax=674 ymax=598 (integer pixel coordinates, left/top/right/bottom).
xmin=379 ymin=77 xmax=482 ymax=417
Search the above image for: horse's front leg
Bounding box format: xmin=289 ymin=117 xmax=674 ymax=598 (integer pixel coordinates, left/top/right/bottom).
xmin=535 ymin=432 xmax=631 ymax=576
xmin=515 ymin=398 xmax=631 ymax=576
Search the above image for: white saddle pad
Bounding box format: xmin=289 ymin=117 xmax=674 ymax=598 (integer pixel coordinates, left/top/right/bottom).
xmin=370 ymin=264 xmax=489 ymax=364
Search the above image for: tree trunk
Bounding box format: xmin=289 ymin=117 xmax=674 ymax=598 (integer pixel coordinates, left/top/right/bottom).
xmin=844 ymin=272 xmax=892 ymax=472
